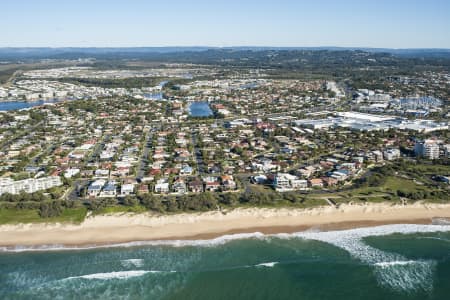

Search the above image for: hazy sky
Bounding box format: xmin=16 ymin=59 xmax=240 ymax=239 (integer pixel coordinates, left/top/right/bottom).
xmin=1 ymin=0 xmax=449 ymax=48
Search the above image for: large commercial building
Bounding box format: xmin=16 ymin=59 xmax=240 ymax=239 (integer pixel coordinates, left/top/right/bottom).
xmin=0 ymin=176 xmax=63 ymax=195
xmin=293 ymin=112 xmax=448 ymax=133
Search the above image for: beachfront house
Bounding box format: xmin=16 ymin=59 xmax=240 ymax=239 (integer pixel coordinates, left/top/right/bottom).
xmin=120 ymin=183 xmax=135 ymax=196
xmin=87 ymin=179 xmax=106 ymax=198
xmin=172 ymin=179 xmax=187 ymax=194
xmin=100 ymin=181 xmax=117 ymax=197
xmin=154 ymin=178 xmax=170 ymax=194
xmin=188 ymin=179 xmax=204 ymax=193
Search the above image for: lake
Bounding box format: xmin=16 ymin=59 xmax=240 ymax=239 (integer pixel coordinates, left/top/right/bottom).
xmin=0 ymin=99 xmax=63 ymax=111
xmin=189 ymin=101 xmax=213 ymax=117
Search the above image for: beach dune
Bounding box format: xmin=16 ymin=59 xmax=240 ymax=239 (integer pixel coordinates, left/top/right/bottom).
xmin=1 ymin=202 xmax=450 ymax=248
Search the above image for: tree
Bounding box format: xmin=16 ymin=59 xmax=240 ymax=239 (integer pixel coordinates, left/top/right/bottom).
xmin=123 ymin=196 xmax=138 ymax=206
xmin=139 ymin=194 xmax=164 ymax=212
xmin=165 ymin=197 xmax=180 ymax=212
xmin=39 ymin=201 xmax=63 ymax=218
xmin=220 ymin=193 xmax=239 ymax=206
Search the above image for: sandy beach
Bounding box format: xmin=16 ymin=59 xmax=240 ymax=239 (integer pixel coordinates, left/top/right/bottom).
xmin=1 ymin=202 xmax=450 ymax=248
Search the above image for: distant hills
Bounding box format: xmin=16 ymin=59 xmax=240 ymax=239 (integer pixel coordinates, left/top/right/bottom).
xmin=0 ymin=47 xmax=449 ymax=60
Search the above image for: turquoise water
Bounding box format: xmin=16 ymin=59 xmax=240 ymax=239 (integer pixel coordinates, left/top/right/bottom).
xmin=1 ymin=224 xmax=450 ymax=300
xmin=189 ymin=101 xmax=213 ymax=117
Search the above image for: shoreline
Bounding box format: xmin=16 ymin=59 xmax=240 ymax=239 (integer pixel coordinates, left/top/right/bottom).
xmin=1 ymin=202 xmax=450 ymax=249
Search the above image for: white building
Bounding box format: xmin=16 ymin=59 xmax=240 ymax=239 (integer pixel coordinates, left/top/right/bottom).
xmin=444 ymin=145 xmax=450 ymax=158
xmin=87 ymin=179 xmax=106 ymax=197
xmin=120 ymin=184 xmax=135 ymax=196
xmin=64 ymin=168 xmax=80 ymax=178
xmin=383 ymin=148 xmax=401 ymax=161
xmin=274 ymin=173 xmax=308 ymax=192
xmin=154 ymin=178 xmax=170 ymax=194
xmin=0 ymin=176 xmax=62 ymax=195
xmin=415 ymin=140 xmax=440 ymax=160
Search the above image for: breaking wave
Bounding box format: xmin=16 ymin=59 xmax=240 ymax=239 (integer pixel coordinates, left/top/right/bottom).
xmin=255 ymin=262 xmax=278 ymax=268
xmin=287 ymin=224 xmax=450 ymax=293
xmin=1 ymin=223 xmax=449 ymax=298
xmin=374 ymin=260 xmax=417 ymax=267
xmin=0 ymin=232 xmax=268 ymax=253
xmin=64 ymin=270 xmax=173 ymax=281
xmin=373 ymin=260 xmax=436 ymax=292
xmin=120 ymin=259 xmax=144 ymax=268
xmin=2 ymin=223 xmax=449 ymax=293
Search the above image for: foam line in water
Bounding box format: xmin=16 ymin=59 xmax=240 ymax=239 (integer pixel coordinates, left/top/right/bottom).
xmin=374 ymin=260 xmax=417 ymax=267
xmin=255 ymin=262 xmax=278 ymax=268
xmin=0 ymin=232 xmax=268 ymax=252
xmin=120 ymin=259 xmax=144 ymax=268
xmin=373 ymin=260 xmax=436 ymax=292
xmin=287 ymin=224 xmax=450 ymax=293
xmin=63 ymin=270 xmax=174 ymax=281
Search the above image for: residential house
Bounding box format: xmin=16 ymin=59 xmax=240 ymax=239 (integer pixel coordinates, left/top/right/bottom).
xmin=322 ymin=177 xmax=338 ymax=187
xmin=180 ymin=165 xmax=193 ymax=176
xmin=120 ymin=183 xmax=135 ymax=196
xmin=308 ymin=178 xmax=324 ymax=188
xmin=172 ymin=179 xmax=187 ymax=194
xmin=87 ymin=179 xmax=106 ymax=198
xmin=137 ymin=184 xmax=149 ymax=194
xmin=188 ymin=179 xmax=204 ymax=193
xmin=100 ymin=181 xmax=117 ymax=197
xmin=221 ymin=175 xmax=237 ymax=190
xmin=154 ymin=178 xmax=170 ymax=194
xmin=204 ymin=176 xmax=220 ymax=192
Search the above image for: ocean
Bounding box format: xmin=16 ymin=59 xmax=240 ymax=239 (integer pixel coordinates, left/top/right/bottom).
xmin=1 ymin=224 xmax=450 ymax=300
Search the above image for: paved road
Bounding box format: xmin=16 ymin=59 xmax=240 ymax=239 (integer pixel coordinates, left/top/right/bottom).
xmin=30 ymin=144 xmax=56 ymax=165
xmin=63 ymin=135 xmax=109 ymax=200
xmin=0 ymin=120 xmax=44 ymax=151
xmin=191 ymin=131 xmax=206 ymax=176
xmin=137 ymin=127 xmax=153 ymax=180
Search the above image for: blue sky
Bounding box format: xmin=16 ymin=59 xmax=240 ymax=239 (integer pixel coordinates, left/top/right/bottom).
xmin=1 ymin=0 xmax=449 ymax=48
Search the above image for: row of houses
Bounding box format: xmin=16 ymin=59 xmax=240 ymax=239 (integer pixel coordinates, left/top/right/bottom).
xmin=86 ymin=175 xmax=238 ymax=198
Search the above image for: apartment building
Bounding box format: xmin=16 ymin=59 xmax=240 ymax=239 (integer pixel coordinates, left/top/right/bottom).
xmin=0 ymin=176 xmax=62 ymax=195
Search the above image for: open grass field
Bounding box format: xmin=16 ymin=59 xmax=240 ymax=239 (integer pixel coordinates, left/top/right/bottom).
xmin=0 ymin=207 xmax=87 ymax=225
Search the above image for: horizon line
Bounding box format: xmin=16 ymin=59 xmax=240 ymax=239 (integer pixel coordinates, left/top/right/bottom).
xmin=1 ymin=46 xmax=450 ymax=51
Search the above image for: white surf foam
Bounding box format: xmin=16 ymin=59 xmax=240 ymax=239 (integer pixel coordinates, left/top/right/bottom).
xmin=287 ymin=224 xmax=450 ymax=293
xmin=374 ymin=260 xmax=417 ymax=267
xmin=1 ymin=224 xmax=449 ymax=254
xmin=3 ymin=224 xmax=449 ymax=293
xmin=63 ymin=269 xmax=177 ymax=281
xmin=255 ymin=262 xmax=278 ymax=268
xmin=120 ymin=259 xmax=144 ymax=268
xmin=373 ymin=260 xmax=436 ymax=292
xmin=65 ymin=270 xmax=153 ymax=280
xmin=0 ymin=232 xmax=268 ymax=253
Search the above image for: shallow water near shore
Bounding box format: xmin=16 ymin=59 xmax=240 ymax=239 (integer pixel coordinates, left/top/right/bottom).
xmin=1 ymin=224 xmax=450 ymax=300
